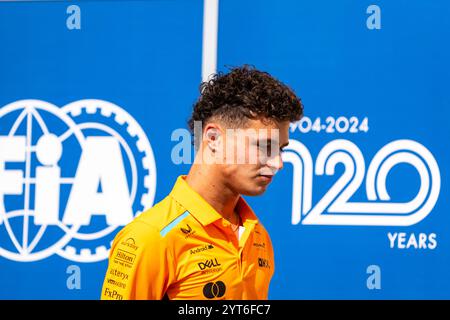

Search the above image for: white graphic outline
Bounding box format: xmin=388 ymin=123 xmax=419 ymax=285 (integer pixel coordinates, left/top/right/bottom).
xmin=283 ymin=139 xmax=441 ymax=226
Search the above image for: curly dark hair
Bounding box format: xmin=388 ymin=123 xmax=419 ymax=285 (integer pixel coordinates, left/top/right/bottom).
xmin=188 ymin=65 xmax=303 ymax=132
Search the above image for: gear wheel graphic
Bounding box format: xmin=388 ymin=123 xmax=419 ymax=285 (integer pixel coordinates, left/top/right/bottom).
xmin=56 ymin=99 xmax=157 ymax=262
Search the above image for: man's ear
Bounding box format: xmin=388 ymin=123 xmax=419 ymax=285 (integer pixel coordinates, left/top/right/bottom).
xmin=204 ymin=124 xmax=221 ymax=153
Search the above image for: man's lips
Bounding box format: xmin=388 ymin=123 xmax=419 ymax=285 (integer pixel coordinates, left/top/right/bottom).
xmin=258 ymin=174 xmax=273 ymax=182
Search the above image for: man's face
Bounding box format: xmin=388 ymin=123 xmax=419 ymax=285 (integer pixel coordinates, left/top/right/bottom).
xmin=214 ymin=118 xmax=290 ymax=196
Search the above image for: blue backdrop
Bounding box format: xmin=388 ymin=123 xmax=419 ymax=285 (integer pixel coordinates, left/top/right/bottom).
xmin=0 ymin=0 xmax=449 ymax=299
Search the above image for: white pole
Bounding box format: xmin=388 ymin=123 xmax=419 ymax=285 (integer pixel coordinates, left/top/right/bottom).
xmin=202 ymin=0 xmax=219 ymax=83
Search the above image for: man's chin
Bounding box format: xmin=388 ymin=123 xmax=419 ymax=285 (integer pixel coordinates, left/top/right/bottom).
xmin=241 ymin=185 xmax=268 ymax=196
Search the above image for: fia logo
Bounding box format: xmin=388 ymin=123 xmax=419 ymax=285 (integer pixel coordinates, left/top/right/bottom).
xmin=0 ymin=100 xmax=157 ymax=262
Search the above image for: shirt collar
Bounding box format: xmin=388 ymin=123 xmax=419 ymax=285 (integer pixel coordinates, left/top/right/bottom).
xmin=170 ymin=175 xmax=259 ymax=227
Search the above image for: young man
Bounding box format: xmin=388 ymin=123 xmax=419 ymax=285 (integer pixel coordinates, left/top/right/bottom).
xmin=101 ymin=65 xmax=303 ymax=300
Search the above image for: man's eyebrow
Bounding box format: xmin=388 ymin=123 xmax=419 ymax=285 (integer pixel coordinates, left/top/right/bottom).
xmin=257 ymin=139 xmax=288 ymax=148
xmin=257 ymin=138 xmax=274 ymax=144
xmin=280 ymin=142 xmax=289 ymax=149
xmin=259 ymin=139 xmax=289 ymax=148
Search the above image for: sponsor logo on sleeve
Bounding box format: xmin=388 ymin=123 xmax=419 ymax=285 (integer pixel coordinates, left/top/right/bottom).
xmin=106 ymin=278 xmax=126 ymax=289
xmin=120 ymin=238 xmax=139 ymax=251
xmin=104 ymin=287 xmax=123 ymax=300
xmin=113 ymin=249 xmax=136 ymax=268
xmin=109 ymin=268 xmax=129 ymax=281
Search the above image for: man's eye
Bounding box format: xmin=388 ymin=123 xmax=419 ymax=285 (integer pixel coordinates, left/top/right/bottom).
xmin=257 ymin=143 xmax=272 ymax=156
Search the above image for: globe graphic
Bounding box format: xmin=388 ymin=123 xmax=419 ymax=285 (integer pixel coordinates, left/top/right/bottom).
xmin=0 ymin=100 xmax=84 ymax=262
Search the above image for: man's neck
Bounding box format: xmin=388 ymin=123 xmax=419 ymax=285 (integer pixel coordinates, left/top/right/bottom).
xmin=185 ymin=164 xmax=240 ymax=222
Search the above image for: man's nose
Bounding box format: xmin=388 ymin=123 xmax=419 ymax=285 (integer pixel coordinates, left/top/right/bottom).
xmin=266 ymin=153 xmax=283 ymax=172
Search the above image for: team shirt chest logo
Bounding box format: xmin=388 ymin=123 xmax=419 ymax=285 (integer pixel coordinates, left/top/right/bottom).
xmin=198 ymin=258 xmax=221 ymax=270
xmin=202 ymin=281 xmax=226 ymax=299
xmin=180 ymin=224 xmax=196 ymax=238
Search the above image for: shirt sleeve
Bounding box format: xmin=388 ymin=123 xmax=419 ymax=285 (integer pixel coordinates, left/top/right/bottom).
xmin=100 ymin=221 xmax=174 ymax=300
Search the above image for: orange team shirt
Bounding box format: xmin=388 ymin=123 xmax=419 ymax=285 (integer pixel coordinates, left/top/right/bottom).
xmin=101 ymin=175 xmax=275 ymax=300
